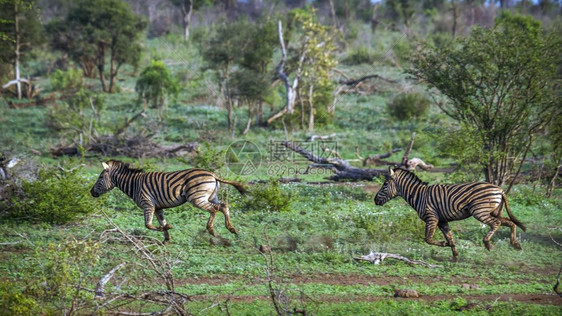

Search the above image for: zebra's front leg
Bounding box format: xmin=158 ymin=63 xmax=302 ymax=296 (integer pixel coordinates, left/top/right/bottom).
xmin=438 ymin=222 xmax=459 ymax=260
xmin=424 ymin=218 xmax=448 ymax=247
xmin=156 ymin=209 xmax=172 ymax=244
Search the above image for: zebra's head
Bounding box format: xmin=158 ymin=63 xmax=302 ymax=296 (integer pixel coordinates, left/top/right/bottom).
xmin=90 ymin=161 xmax=118 ymax=197
xmin=374 ymin=167 xmax=399 ymax=206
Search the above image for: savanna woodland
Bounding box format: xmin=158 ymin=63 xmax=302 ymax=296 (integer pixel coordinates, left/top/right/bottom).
xmin=1 ymin=0 xmax=561 ymax=315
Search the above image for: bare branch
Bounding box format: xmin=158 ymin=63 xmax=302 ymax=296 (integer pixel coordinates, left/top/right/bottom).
xmin=354 ymin=251 xmax=442 ymax=268
xmin=95 ymin=262 xmax=127 ymax=299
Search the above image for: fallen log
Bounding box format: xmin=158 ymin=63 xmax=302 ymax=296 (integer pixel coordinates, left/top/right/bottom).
xmin=50 ymin=135 xmax=198 ymax=159
xmin=281 ymin=141 xmax=386 ymax=181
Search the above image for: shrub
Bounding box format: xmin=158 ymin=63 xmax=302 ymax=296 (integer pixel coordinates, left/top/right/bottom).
xmin=192 ymin=142 xmax=225 ymax=172
xmin=341 ymin=47 xmax=374 ymax=65
xmin=50 ymin=68 xmax=84 ymax=92
xmin=4 ymin=168 xmax=100 ymax=224
xmin=387 ymin=92 xmax=430 ymax=121
xmin=0 ymin=280 xmax=39 ymax=316
xmin=242 ymin=180 xmax=292 ymax=213
xmin=135 ymin=60 xmax=179 ymax=110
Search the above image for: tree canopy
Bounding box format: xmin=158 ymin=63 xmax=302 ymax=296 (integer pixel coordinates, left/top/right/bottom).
xmin=48 ymin=0 xmax=146 ymax=93
xmin=409 ymin=12 xmax=561 ymax=186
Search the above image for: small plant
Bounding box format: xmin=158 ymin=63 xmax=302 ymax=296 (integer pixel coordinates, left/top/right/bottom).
xmin=5 ymin=167 xmax=101 ymax=224
xmin=192 ymin=142 xmax=225 ymax=172
xmin=135 ymin=59 xmax=179 ymax=110
xmin=243 ymin=180 xmax=292 ymax=213
xmin=341 ymin=46 xmax=374 ymax=65
xmin=50 ymin=68 xmax=84 ymax=92
xmin=387 ymin=92 xmax=430 ymax=121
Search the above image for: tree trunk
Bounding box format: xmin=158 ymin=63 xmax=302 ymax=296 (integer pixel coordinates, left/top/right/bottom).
xmin=14 ymin=2 xmax=22 ymax=100
xmin=97 ymin=45 xmax=108 ymax=92
xmin=181 ymin=0 xmax=193 ymax=41
xmin=108 ymin=48 xmax=116 ymax=93
xmin=307 ymin=84 xmax=314 ymax=132
xmin=451 ymin=0 xmax=459 ymax=38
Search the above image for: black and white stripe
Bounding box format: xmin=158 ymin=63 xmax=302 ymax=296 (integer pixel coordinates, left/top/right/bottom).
xmin=374 ymin=167 xmax=526 ymax=259
xmin=91 ymin=160 xmax=246 ymax=243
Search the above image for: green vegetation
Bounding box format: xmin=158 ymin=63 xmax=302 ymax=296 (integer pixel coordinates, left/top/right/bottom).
xmin=0 ymin=0 xmax=561 ymax=314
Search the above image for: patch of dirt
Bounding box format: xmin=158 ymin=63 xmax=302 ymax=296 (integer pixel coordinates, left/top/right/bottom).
xmin=177 ymin=273 xmax=494 ymax=287
xmin=187 ymin=293 xmax=562 ymax=306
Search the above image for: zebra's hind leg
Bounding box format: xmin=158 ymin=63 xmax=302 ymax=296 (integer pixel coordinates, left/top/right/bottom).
xmin=191 ymin=198 xmax=221 ymax=237
xmin=156 ymin=209 xmax=172 ymax=244
xmin=500 ymin=217 xmax=522 ymax=250
xmin=219 ymin=202 xmax=237 ymax=234
xmin=474 ymin=212 xmax=501 ymax=251
xmin=438 ymin=222 xmax=459 ymax=260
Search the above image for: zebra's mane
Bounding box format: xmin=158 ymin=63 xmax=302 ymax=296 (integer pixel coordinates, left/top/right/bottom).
xmin=395 ymin=168 xmax=429 ymax=186
xmin=110 ymin=160 xmax=145 ymax=174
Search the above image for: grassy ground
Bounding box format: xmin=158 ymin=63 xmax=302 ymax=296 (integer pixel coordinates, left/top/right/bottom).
xmin=1 ymin=28 xmax=561 ymax=315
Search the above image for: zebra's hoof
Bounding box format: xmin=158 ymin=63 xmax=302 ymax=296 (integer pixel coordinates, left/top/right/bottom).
xmin=229 ymin=227 xmax=237 ymax=234
xmin=484 ymin=243 xmax=493 ymax=251
xmin=451 ymin=256 xmax=458 ymax=263
xmin=164 ymin=224 xmax=173 ymax=230
xmin=513 ymin=242 xmax=522 ymax=250
xmin=163 ymin=239 xmax=170 ymax=245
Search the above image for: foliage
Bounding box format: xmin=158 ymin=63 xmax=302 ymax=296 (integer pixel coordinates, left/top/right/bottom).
xmin=50 ymin=68 xmax=84 ymax=92
xmin=409 ymin=12 xmax=561 ymax=185
xmin=201 ymin=16 xmax=278 ymax=130
xmin=386 ymin=92 xmax=429 ymax=121
xmin=287 ymin=7 xmax=339 ymax=130
xmin=4 ymin=167 xmax=101 ymax=224
xmin=242 ymin=180 xmax=292 ymax=213
xmin=436 ymin=124 xmax=486 ymax=183
xmin=48 ymin=0 xmax=146 ymax=92
xmin=136 ymin=60 xmax=179 ymax=110
xmin=0 ymin=280 xmax=38 ymax=316
xmin=341 ymin=46 xmax=375 ymax=65
xmin=192 ymin=142 xmax=225 ymax=172
xmin=46 ymin=87 xmax=105 ymax=141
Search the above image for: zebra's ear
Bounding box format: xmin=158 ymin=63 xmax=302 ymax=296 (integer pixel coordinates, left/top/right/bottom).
xmin=389 ymin=166 xmax=394 ymax=177
xmin=102 ymin=162 xmax=110 ymax=170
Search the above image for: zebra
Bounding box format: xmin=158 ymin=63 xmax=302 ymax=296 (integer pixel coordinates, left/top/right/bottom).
xmin=90 ymin=160 xmax=246 ymax=243
xmin=374 ymin=167 xmax=526 ymax=260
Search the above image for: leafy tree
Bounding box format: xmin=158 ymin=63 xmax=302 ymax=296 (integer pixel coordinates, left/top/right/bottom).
xmin=135 ymin=60 xmax=179 ymax=111
xmin=48 ymin=0 xmax=146 ymax=93
xmin=409 ymin=12 xmax=561 ymax=187
xmin=170 ymin=0 xmax=214 ymax=41
xmin=201 ymin=17 xmax=277 ymax=132
xmin=287 ymin=8 xmax=338 ymax=131
xmin=0 ymin=0 xmax=42 ymax=99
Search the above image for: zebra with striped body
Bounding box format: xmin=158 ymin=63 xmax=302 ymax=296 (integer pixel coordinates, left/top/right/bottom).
xmin=374 ymin=167 xmax=526 ymax=260
xmin=90 ymin=160 xmax=246 ymax=243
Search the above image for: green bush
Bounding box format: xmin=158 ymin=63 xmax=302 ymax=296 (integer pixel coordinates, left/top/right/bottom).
xmin=5 ymin=168 xmax=100 ymax=224
xmin=0 ymin=280 xmax=39 ymax=316
xmin=192 ymin=142 xmax=225 ymax=172
xmin=50 ymin=68 xmax=84 ymax=92
xmin=242 ymin=180 xmax=292 ymax=213
xmin=387 ymin=92 xmax=430 ymax=121
xmin=341 ymin=47 xmax=374 ymax=65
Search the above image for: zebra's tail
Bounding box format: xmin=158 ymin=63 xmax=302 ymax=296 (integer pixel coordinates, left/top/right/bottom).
xmin=217 ymin=178 xmax=247 ymax=195
xmin=502 ymin=193 xmax=526 ymax=232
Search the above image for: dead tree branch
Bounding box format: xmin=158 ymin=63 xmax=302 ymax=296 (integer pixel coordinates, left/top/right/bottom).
xmin=281 ymin=141 xmax=386 ymax=181
xmin=338 ymin=74 xmax=398 ymax=86
xmin=95 ymin=262 xmax=127 ymax=299
xmin=354 ymin=251 xmax=442 ymax=269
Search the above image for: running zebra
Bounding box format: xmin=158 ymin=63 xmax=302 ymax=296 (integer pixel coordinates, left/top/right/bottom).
xmin=90 ymin=160 xmax=246 ymax=243
xmin=374 ymin=167 xmax=526 ymax=260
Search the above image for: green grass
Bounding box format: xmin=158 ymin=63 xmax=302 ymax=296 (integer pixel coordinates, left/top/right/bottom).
xmin=1 ymin=25 xmax=561 ymax=315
